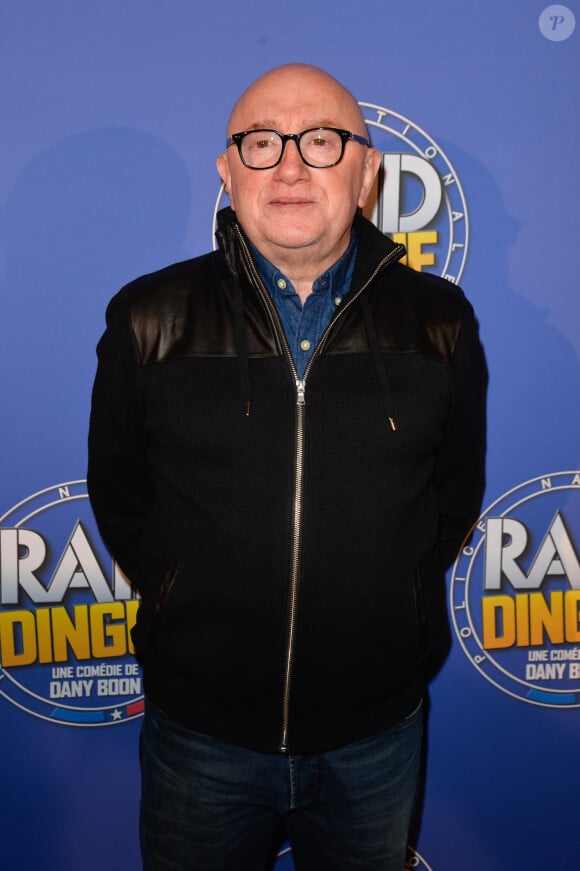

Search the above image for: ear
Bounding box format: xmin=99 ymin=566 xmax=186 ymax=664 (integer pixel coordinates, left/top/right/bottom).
xmin=357 ymin=147 xmax=381 ymax=209
xmin=216 ymin=152 xmax=235 ymax=209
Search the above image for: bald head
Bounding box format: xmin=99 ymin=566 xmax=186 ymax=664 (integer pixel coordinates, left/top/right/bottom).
xmin=226 ymin=64 xmax=369 ymax=139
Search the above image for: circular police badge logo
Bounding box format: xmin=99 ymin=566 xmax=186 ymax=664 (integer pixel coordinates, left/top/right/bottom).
xmin=451 ymin=472 xmax=580 ymax=708
xmin=0 ymin=482 xmax=144 ymax=725
xmin=212 ymin=102 xmax=469 ymax=284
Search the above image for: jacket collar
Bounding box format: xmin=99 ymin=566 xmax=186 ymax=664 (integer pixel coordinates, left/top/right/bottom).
xmin=215 ymin=207 xmax=405 ymax=295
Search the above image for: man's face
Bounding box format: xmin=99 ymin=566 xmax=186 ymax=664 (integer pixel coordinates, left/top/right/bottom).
xmin=216 ymin=66 xmax=380 ymax=270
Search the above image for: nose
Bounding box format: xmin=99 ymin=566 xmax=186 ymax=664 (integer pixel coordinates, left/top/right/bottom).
xmin=274 ymin=138 xmax=310 ymax=181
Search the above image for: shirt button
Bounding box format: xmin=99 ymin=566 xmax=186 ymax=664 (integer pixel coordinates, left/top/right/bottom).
xmin=300 ymin=339 xmax=311 ymax=352
xmin=277 ymin=278 xmax=287 ymax=290
xmin=334 ymin=296 xmax=342 ymax=306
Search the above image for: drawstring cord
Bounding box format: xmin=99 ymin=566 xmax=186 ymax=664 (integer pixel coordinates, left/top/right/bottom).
xmin=232 ymin=280 xmax=252 ymax=417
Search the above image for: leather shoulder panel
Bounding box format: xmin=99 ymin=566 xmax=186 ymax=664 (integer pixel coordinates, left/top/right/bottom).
xmin=125 ymin=252 xmax=280 ymax=365
xmin=326 ymin=264 xmax=468 ymax=362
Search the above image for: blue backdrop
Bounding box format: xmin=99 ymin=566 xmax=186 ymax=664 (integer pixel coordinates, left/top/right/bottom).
xmin=1 ymin=3 xmax=579 ymax=869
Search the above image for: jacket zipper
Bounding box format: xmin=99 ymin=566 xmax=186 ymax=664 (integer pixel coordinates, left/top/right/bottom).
xmin=233 ymin=224 xmax=404 ymax=753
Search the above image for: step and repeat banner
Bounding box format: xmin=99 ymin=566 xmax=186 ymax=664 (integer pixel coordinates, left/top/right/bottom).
xmin=1 ymin=3 xmax=578 ymax=869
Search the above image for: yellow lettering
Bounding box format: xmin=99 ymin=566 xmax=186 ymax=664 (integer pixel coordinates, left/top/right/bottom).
xmin=51 ymin=605 xmax=91 ymax=661
xmin=565 ymin=590 xmax=580 ymax=642
xmin=530 ymin=592 xmax=564 ymax=645
xmin=515 ymin=593 xmax=529 ymax=646
xmin=0 ymin=602 xmax=138 ymax=666
xmin=125 ymin=600 xmax=139 ymax=655
xmin=91 ymin=602 xmax=127 ymax=657
xmin=391 ymin=231 xmax=438 ymax=272
xmin=36 ymin=608 xmax=53 ymax=663
xmin=482 ymin=595 xmax=515 ymax=649
xmin=0 ymin=610 xmax=37 ymax=666
xmin=482 ymin=591 xmax=580 ymax=649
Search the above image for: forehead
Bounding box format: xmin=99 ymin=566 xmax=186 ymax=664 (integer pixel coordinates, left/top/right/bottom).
xmin=229 ymin=72 xmax=363 ymax=134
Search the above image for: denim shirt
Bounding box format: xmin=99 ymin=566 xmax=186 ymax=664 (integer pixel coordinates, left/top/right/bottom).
xmin=250 ymin=233 xmax=358 ymax=378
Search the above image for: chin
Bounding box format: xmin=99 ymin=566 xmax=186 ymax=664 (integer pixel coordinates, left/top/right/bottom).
xmin=266 ymin=226 xmax=322 ymax=249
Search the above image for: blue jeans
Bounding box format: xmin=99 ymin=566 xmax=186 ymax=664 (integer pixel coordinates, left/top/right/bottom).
xmin=140 ymin=700 xmax=423 ymax=870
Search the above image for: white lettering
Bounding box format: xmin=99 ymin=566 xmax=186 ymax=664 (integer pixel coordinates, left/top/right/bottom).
xmin=97 ymin=678 xmax=142 ymax=696
xmin=49 ymin=679 xmax=94 ymax=698
xmin=0 ymin=524 xmax=137 ymax=605
xmin=484 ymin=513 xmax=580 ymax=591
xmin=370 ymin=153 xmax=442 ymax=234
xmin=525 ymin=663 xmax=566 ymax=680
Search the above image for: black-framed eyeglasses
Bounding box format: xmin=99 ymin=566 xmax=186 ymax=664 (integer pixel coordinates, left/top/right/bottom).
xmin=225 ymin=127 xmax=371 ymax=170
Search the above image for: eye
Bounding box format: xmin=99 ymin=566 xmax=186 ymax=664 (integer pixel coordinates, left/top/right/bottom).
xmin=303 ymin=130 xmax=339 ymax=152
xmin=244 ymin=132 xmax=278 ymax=152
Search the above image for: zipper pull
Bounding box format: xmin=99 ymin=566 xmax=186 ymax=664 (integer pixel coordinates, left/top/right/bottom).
xmin=296 ymin=379 xmax=306 ymax=406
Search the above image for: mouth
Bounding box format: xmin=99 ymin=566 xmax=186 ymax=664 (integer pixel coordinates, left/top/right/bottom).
xmin=268 ymin=197 xmax=315 ymax=206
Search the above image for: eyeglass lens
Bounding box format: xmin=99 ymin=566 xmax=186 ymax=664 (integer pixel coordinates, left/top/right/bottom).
xmin=241 ymin=129 xmax=344 ymax=168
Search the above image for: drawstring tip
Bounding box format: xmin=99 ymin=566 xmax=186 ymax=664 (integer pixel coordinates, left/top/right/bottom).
xmin=388 ymin=417 xmax=397 ymax=432
xmin=244 ymin=400 xmax=251 ymax=417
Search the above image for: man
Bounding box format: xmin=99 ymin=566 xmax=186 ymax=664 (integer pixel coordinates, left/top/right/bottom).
xmin=88 ymin=64 xmax=487 ymax=870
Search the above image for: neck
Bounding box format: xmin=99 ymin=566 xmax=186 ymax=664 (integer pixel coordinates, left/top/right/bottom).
xmin=256 ymin=235 xmax=351 ymax=304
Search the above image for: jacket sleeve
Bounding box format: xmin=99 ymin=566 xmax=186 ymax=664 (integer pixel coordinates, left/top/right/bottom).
xmin=434 ymin=297 xmax=488 ymax=570
xmin=87 ymin=288 xmax=154 ymax=593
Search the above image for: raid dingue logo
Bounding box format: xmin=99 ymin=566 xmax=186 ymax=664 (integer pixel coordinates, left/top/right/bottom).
xmin=0 ymin=482 xmax=144 ymax=725
xmin=451 ymin=472 xmax=580 ymax=708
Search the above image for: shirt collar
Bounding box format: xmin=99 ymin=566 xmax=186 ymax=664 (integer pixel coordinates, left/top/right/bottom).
xmin=249 ymin=231 xmax=358 ymax=300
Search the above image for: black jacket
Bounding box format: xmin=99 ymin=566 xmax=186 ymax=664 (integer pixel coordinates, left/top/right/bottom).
xmin=88 ymin=207 xmax=487 ymax=753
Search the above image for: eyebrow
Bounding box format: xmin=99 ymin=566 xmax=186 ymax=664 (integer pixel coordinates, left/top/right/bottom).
xmin=244 ymin=118 xmax=338 ymax=131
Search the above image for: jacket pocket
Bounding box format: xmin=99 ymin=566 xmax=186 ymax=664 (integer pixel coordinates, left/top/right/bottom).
xmin=130 ymin=560 xmax=180 ymax=656
xmin=154 ymin=561 xmax=180 ymax=615
xmin=412 ymin=565 xmax=428 ymax=636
